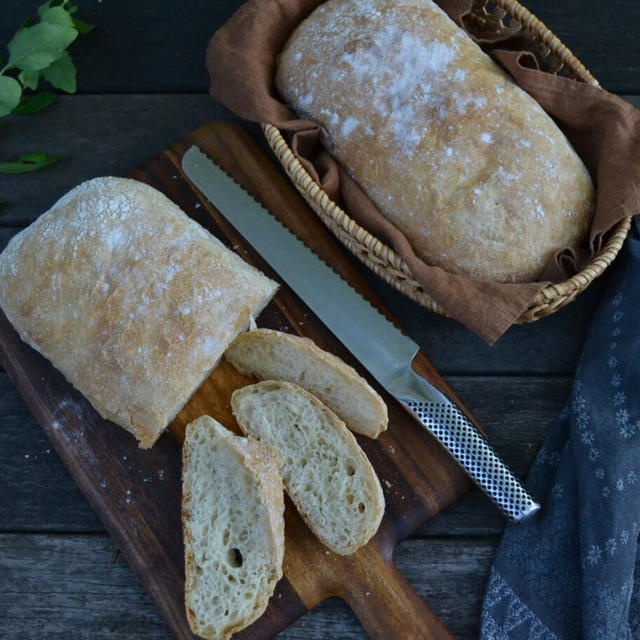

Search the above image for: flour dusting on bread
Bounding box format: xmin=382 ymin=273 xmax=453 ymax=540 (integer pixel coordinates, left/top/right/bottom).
xmin=0 ymin=177 xmax=278 ymax=447
xmin=276 ymin=0 xmax=594 ymax=282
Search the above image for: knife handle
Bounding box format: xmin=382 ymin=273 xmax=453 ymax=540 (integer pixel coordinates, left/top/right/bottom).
xmin=400 ymin=398 xmax=540 ymax=522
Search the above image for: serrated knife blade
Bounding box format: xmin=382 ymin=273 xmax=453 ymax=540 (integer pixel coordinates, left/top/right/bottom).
xmin=181 ymin=145 xmax=540 ymax=522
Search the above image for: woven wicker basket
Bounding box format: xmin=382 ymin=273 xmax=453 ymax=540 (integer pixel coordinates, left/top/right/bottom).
xmin=262 ymin=0 xmax=632 ymax=323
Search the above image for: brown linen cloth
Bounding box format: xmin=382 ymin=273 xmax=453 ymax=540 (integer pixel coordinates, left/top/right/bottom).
xmin=206 ymin=0 xmax=640 ymax=343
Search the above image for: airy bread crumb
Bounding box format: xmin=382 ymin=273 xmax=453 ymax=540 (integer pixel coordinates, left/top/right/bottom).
xmin=182 ymin=415 xmax=284 ymax=640
xmin=232 ymin=381 xmax=384 ymax=555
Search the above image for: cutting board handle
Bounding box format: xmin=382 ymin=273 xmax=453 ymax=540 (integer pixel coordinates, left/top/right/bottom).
xmin=335 ymin=543 xmax=454 ymax=640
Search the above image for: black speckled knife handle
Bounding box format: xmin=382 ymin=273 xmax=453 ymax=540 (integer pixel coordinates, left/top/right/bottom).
xmin=399 ymin=396 xmax=540 ymax=522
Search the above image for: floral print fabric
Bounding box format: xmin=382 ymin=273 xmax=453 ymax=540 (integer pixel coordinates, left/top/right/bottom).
xmin=481 ymin=218 xmax=640 ymax=639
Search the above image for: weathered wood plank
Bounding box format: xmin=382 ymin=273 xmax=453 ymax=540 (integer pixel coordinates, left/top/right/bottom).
xmin=1 ymin=0 xmax=639 ymax=93
xmin=0 ymin=534 xmax=173 ymax=639
xmin=1 ymin=95 xmax=239 ymax=226
xmin=0 ymin=375 xmax=570 ymax=534
xmin=0 ymin=372 xmax=103 ymax=533
xmin=0 ymin=534 xmax=497 ymax=640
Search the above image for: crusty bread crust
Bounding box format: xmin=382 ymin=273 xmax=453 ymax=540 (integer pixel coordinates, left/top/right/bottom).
xmin=225 ymin=328 xmax=387 ymax=438
xmin=182 ymin=415 xmax=284 ymax=640
xmin=0 ymin=177 xmax=278 ymax=448
xmin=275 ymin=0 xmax=594 ymax=283
xmin=232 ymin=381 xmax=385 ymax=555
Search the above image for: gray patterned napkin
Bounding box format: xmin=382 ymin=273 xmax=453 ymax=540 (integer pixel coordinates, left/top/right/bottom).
xmin=480 ymin=217 xmax=640 ymax=639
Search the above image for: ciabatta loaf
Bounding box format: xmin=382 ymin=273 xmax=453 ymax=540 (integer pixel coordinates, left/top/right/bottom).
xmin=182 ymin=415 xmax=284 ymax=640
xmin=231 ymin=381 xmax=384 ymax=555
xmin=225 ymin=328 xmax=387 ymax=438
xmin=0 ymin=177 xmax=278 ymax=447
xmin=275 ymin=0 xmax=595 ymax=283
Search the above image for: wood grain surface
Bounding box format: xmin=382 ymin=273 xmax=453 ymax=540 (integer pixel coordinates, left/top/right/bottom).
xmin=0 ymin=534 xmax=497 ymax=640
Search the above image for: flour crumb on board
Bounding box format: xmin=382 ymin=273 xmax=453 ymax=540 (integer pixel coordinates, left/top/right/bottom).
xmin=388 ymin=444 xmax=395 ymax=454
xmin=383 ymin=479 xmax=393 ymax=489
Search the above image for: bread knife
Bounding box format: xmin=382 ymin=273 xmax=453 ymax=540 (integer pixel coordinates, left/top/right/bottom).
xmin=181 ymin=145 xmax=540 ymax=522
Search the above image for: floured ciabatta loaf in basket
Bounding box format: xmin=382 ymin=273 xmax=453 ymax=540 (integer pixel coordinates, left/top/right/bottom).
xmin=0 ymin=177 xmax=278 ymax=448
xmin=275 ymin=0 xmax=595 ymax=283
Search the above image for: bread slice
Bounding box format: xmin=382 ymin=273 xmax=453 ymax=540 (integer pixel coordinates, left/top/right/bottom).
xmin=231 ymin=381 xmax=385 ymax=555
xmin=225 ymin=328 xmax=387 ymax=438
xmin=182 ymin=415 xmax=284 ymax=640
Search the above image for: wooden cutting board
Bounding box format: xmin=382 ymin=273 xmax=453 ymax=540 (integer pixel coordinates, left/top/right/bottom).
xmin=0 ymin=121 xmax=479 ymax=640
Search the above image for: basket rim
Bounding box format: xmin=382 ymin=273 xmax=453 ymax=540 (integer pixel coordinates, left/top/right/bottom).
xmin=262 ymin=0 xmax=633 ymax=323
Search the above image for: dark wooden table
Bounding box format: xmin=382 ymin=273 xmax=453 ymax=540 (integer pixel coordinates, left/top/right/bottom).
xmin=1 ymin=1 xmax=638 ymax=638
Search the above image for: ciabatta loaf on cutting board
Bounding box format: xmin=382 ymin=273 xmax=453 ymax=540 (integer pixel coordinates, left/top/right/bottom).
xmin=231 ymin=380 xmax=384 ymax=555
xmin=0 ymin=177 xmax=277 ymax=447
xmin=225 ymin=328 xmax=387 ymax=438
xmin=182 ymin=415 xmax=284 ymax=640
xmin=275 ymin=0 xmax=594 ymax=283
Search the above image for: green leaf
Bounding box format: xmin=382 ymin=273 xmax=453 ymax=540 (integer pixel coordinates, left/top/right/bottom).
xmin=7 ymin=22 xmax=78 ymax=72
xmin=18 ymin=70 xmax=40 ymax=90
xmin=42 ymin=51 xmax=76 ymax=92
xmin=0 ymin=76 xmax=22 ymax=117
xmin=12 ymin=92 xmax=56 ymax=115
xmin=0 ymin=152 xmax=64 ymax=174
xmin=72 ymin=17 xmax=94 ymax=34
xmin=39 ymin=6 xmax=74 ymax=28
